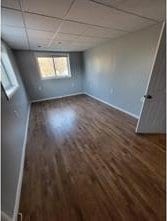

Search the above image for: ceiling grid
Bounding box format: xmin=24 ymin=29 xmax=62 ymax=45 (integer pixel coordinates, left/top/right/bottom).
xmin=1 ymin=0 xmax=165 ymax=51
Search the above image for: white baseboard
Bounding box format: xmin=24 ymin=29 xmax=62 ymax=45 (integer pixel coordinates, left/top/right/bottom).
xmin=12 ymin=104 xmax=31 ymax=221
xmin=31 ymin=92 xmax=83 ymax=103
xmin=31 ymin=91 xmax=139 ymax=119
xmin=1 ymin=211 xmax=12 ymax=221
xmin=84 ymin=92 xmax=139 ymax=119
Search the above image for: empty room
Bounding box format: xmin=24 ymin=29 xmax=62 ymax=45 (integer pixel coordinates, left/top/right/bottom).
xmin=1 ymin=0 xmax=166 ymax=221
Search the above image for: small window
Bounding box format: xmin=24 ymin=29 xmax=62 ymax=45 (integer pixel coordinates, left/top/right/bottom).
xmin=36 ymin=54 xmax=71 ymax=79
xmin=1 ymin=42 xmax=19 ymax=99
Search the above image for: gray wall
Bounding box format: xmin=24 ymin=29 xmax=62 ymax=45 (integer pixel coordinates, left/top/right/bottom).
xmin=14 ymin=51 xmax=83 ymax=101
xmin=2 ymin=42 xmax=30 ymax=217
xmin=83 ymin=23 xmax=162 ymax=117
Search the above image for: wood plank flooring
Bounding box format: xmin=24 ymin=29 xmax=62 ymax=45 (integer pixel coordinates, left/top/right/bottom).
xmin=20 ymin=94 xmax=166 ymax=221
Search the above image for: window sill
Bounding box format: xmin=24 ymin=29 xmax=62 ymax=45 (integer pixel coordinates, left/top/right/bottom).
xmin=6 ymin=85 xmax=19 ymax=100
xmin=41 ymin=76 xmax=71 ymax=80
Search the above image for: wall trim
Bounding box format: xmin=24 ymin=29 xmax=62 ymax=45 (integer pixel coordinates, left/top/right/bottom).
xmin=12 ymin=104 xmax=31 ymax=221
xmin=1 ymin=211 xmax=12 ymax=221
xmin=84 ymin=92 xmax=139 ymax=119
xmin=31 ymin=92 xmax=83 ymax=103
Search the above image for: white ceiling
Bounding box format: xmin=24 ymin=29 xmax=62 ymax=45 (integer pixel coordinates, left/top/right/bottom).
xmin=1 ymin=0 xmax=165 ymax=52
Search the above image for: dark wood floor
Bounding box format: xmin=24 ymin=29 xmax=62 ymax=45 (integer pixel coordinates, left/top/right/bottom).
xmin=20 ymin=95 xmax=166 ymax=221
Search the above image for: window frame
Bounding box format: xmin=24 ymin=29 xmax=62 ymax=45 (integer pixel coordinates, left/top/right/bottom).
xmin=35 ymin=53 xmax=71 ymax=80
xmin=1 ymin=41 xmax=19 ymax=100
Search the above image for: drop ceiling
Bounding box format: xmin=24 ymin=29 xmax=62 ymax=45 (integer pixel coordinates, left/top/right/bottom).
xmin=1 ymin=0 xmax=165 ymax=52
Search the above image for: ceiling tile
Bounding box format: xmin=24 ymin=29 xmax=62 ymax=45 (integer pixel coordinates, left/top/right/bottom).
xmin=66 ymin=0 xmax=111 ymax=26
xmin=2 ymin=8 xmax=24 ymax=27
xmin=99 ymin=7 xmax=155 ymax=32
xmin=93 ymin=0 xmax=165 ymax=21
xmin=66 ymin=0 xmax=155 ymax=31
xmin=58 ymin=21 xmax=89 ymax=35
xmin=72 ymin=41 xmax=96 ymax=48
xmin=29 ymin=41 xmax=48 ymax=48
xmin=77 ymin=36 xmax=108 ymax=44
xmin=49 ymin=39 xmax=97 ymax=52
xmin=49 ymin=41 xmax=75 ymax=52
xmin=70 ymin=36 xmax=108 ymax=50
xmin=83 ymin=26 xmax=127 ymax=38
xmin=22 ymin=0 xmax=73 ymax=18
xmin=24 ymin=13 xmax=62 ymax=32
xmin=27 ymin=29 xmax=54 ymax=41
xmin=71 ymin=40 xmax=101 ymax=51
xmin=2 ymin=26 xmax=29 ymax=49
xmin=1 ymin=0 xmax=21 ymax=9
xmin=35 ymin=42 xmax=96 ymax=52
xmin=27 ymin=29 xmax=55 ymax=49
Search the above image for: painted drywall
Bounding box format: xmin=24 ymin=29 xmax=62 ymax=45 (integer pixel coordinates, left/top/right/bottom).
xmin=14 ymin=51 xmax=84 ymax=101
xmin=83 ymin=23 xmax=163 ymax=117
xmin=1 ymin=41 xmax=30 ymax=217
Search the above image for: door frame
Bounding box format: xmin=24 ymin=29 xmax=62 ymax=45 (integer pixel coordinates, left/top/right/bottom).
xmin=136 ymin=22 xmax=165 ymax=133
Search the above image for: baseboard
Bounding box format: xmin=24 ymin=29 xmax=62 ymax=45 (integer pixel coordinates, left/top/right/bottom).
xmin=84 ymin=92 xmax=139 ymax=119
xmin=12 ymin=104 xmax=31 ymax=221
xmin=31 ymin=92 xmax=84 ymax=103
xmin=1 ymin=211 xmax=12 ymax=221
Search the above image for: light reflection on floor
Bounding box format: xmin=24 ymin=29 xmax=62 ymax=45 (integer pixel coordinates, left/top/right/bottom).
xmin=47 ymin=107 xmax=76 ymax=134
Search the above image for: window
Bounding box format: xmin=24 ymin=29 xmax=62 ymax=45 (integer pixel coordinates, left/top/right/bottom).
xmin=1 ymin=42 xmax=19 ymax=99
xmin=36 ymin=54 xmax=71 ymax=79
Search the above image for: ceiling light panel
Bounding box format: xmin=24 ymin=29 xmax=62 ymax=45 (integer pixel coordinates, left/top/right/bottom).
xmin=93 ymin=0 xmax=165 ymax=21
xmin=2 ymin=8 xmax=24 ymax=27
xmin=22 ymin=0 xmax=74 ymax=18
xmin=24 ymin=13 xmax=62 ymax=32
